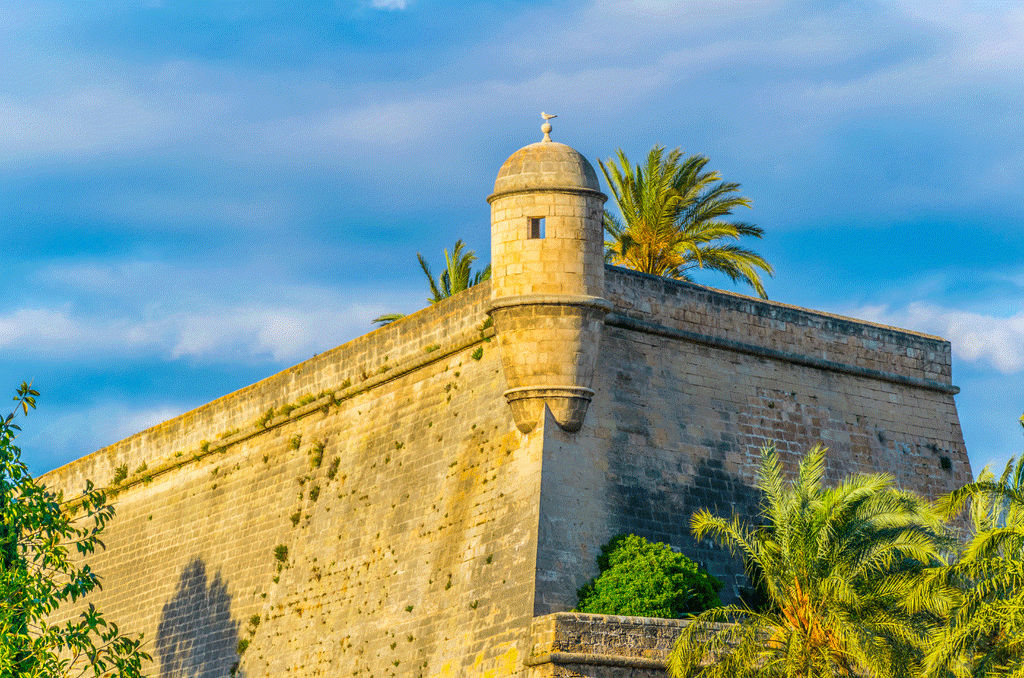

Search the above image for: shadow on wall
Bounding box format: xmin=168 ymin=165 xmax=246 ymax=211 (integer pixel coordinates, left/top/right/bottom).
xmin=610 ymin=440 xmax=760 ymax=604
xmin=156 ymin=557 xmax=241 ymax=678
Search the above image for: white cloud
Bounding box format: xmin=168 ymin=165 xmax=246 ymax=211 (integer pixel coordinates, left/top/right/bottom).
xmin=163 ymin=302 xmax=390 ymax=362
xmin=854 ymin=303 xmax=1024 ymax=374
xmin=0 ymin=85 xmax=176 ymax=163
xmin=37 ymin=261 xmax=167 ymax=295
xmin=0 ymin=307 xmax=115 ymax=350
xmin=370 ymin=0 xmax=409 ymax=9
xmin=0 ymin=270 xmax=424 ymax=365
xmin=325 ymin=97 xmax=452 ymax=147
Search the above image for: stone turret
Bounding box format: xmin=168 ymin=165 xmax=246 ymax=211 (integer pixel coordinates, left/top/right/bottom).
xmin=487 ymin=116 xmax=610 ymax=434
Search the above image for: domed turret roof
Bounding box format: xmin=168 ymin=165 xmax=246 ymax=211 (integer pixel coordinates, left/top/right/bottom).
xmin=491 ymin=140 xmax=602 ymax=198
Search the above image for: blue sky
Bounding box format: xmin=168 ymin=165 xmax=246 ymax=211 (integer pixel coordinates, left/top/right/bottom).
xmin=2 ymin=0 xmax=1021 ymax=476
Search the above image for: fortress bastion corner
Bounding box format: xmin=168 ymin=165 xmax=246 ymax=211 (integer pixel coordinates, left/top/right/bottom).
xmin=40 ymin=118 xmax=970 ymax=678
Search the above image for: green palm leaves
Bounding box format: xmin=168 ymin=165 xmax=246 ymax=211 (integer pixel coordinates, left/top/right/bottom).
xmin=600 ymin=146 xmax=773 ymax=298
xmin=417 ymin=239 xmax=491 ymax=305
xmin=372 ymin=240 xmax=490 ymax=326
xmin=668 ymin=445 xmax=949 ymax=678
xmin=927 ymin=448 xmax=1024 ymax=677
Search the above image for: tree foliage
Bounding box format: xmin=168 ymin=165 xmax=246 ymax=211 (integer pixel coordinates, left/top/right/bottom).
xmin=600 ymin=146 xmax=773 ymax=298
xmin=927 ymin=421 xmax=1024 ymax=677
xmin=668 ymin=444 xmax=950 ymax=678
xmin=0 ymin=382 xmax=150 ymax=678
xmin=575 ymin=533 xmax=722 ymax=618
xmin=372 ymin=239 xmax=491 ymax=325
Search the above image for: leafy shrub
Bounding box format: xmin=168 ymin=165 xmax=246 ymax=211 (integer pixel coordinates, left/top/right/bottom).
xmin=575 ymin=534 xmax=722 ymax=618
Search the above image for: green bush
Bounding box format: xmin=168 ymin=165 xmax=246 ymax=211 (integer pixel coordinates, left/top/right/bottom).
xmin=575 ymin=534 xmax=722 ymax=618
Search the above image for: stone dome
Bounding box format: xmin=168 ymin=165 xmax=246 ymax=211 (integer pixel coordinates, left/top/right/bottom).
xmin=491 ymin=141 xmax=602 ymax=198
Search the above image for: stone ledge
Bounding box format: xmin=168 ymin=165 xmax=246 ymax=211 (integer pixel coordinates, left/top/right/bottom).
xmin=523 ymin=652 xmax=667 ymax=670
xmin=606 ymin=313 xmax=959 ymax=395
xmin=487 ymin=294 xmax=613 ymax=313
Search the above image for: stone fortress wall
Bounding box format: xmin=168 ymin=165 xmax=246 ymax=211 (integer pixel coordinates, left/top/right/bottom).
xmin=44 ymin=282 xmax=550 ymax=678
xmin=41 ymin=268 xmax=968 ymax=677
xmin=534 ymin=266 xmax=969 ymax=617
xmin=41 ymin=127 xmax=970 ymax=677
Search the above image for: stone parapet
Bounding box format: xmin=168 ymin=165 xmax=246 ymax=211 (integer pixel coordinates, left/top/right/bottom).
xmin=526 ymin=612 xmax=691 ymax=677
xmin=604 ymin=266 xmax=954 ymax=385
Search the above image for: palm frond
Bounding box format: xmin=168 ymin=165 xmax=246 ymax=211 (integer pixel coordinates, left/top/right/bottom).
xmin=600 ymin=146 xmax=773 ymax=296
xmin=670 ymin=444 xmax=950 ymax=678
xmin=371 ymin=313 xmax=406 ymax=326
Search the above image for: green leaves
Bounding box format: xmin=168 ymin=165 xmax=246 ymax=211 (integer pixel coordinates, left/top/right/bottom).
xmin=925 ymin=451 xmax=1024 ymax=677
xmin=4 ymin=381 xmax=38 ymax=431
xmin=575 ymin=534 xmax=722 ymax=618
xmin=372 ymin=239 xmax=491 ymax=326
xmin=417 ymin=240 xmax=490 ymax=305
xmin=600 ymin=146 xmax=773 ymax=298
xmin=670 ymin=444 xmax=949 ymax=678
xmin=0 ymin=384 xmax=150 ymax=678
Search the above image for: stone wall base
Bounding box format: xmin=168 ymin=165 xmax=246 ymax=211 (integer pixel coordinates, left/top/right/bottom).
xmin=525 ymin=612 xmax=692 ymax=677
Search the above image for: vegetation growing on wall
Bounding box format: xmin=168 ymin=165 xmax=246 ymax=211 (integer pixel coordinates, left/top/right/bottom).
xmin=575 ymin=533 xmax=722 ymax=618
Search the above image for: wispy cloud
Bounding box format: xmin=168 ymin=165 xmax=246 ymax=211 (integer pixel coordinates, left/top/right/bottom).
xmin=0 ymin=299 xmax=399 ymax=364
xmin=89 ymin=192 xmax=298 ymax=232
xmin=370 ymin=0 xmax=409 ymax=9
xmin=7 ymin=260 xmax=423 ymax=364
xmin=0 ymin=85 xmax=175 ymax=163
xmin=855 ymin=303 xmax=1024 ymax=374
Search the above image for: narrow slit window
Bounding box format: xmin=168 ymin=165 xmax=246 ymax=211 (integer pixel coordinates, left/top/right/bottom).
xmin=528 ymin=217 xmax=546 ymax=239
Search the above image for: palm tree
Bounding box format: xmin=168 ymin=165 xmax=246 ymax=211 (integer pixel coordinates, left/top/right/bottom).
xmin=927 ymin=423 xmax=1024 ymax=677
xmin=373 ymin=240 xmax=490 ymax=326
xmin=600 ymin=146 xmax=773 ymax=298
xmin=667 ymin=444 xmax=950 ymax=678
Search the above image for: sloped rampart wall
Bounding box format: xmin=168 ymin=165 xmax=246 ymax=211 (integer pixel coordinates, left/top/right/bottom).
xmin=42 ymin=282 xmax=546 ymax=678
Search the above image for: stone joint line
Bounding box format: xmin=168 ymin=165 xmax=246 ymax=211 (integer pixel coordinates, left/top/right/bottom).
xmin=522 ymin=652 xmax=668 ymax=669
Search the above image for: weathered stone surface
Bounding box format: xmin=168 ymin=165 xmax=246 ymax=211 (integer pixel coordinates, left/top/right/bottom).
xmin=492 ymin=142 xmax=602 ymax=195
xmin=525 ymin=612 xmax=689 ymax=678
